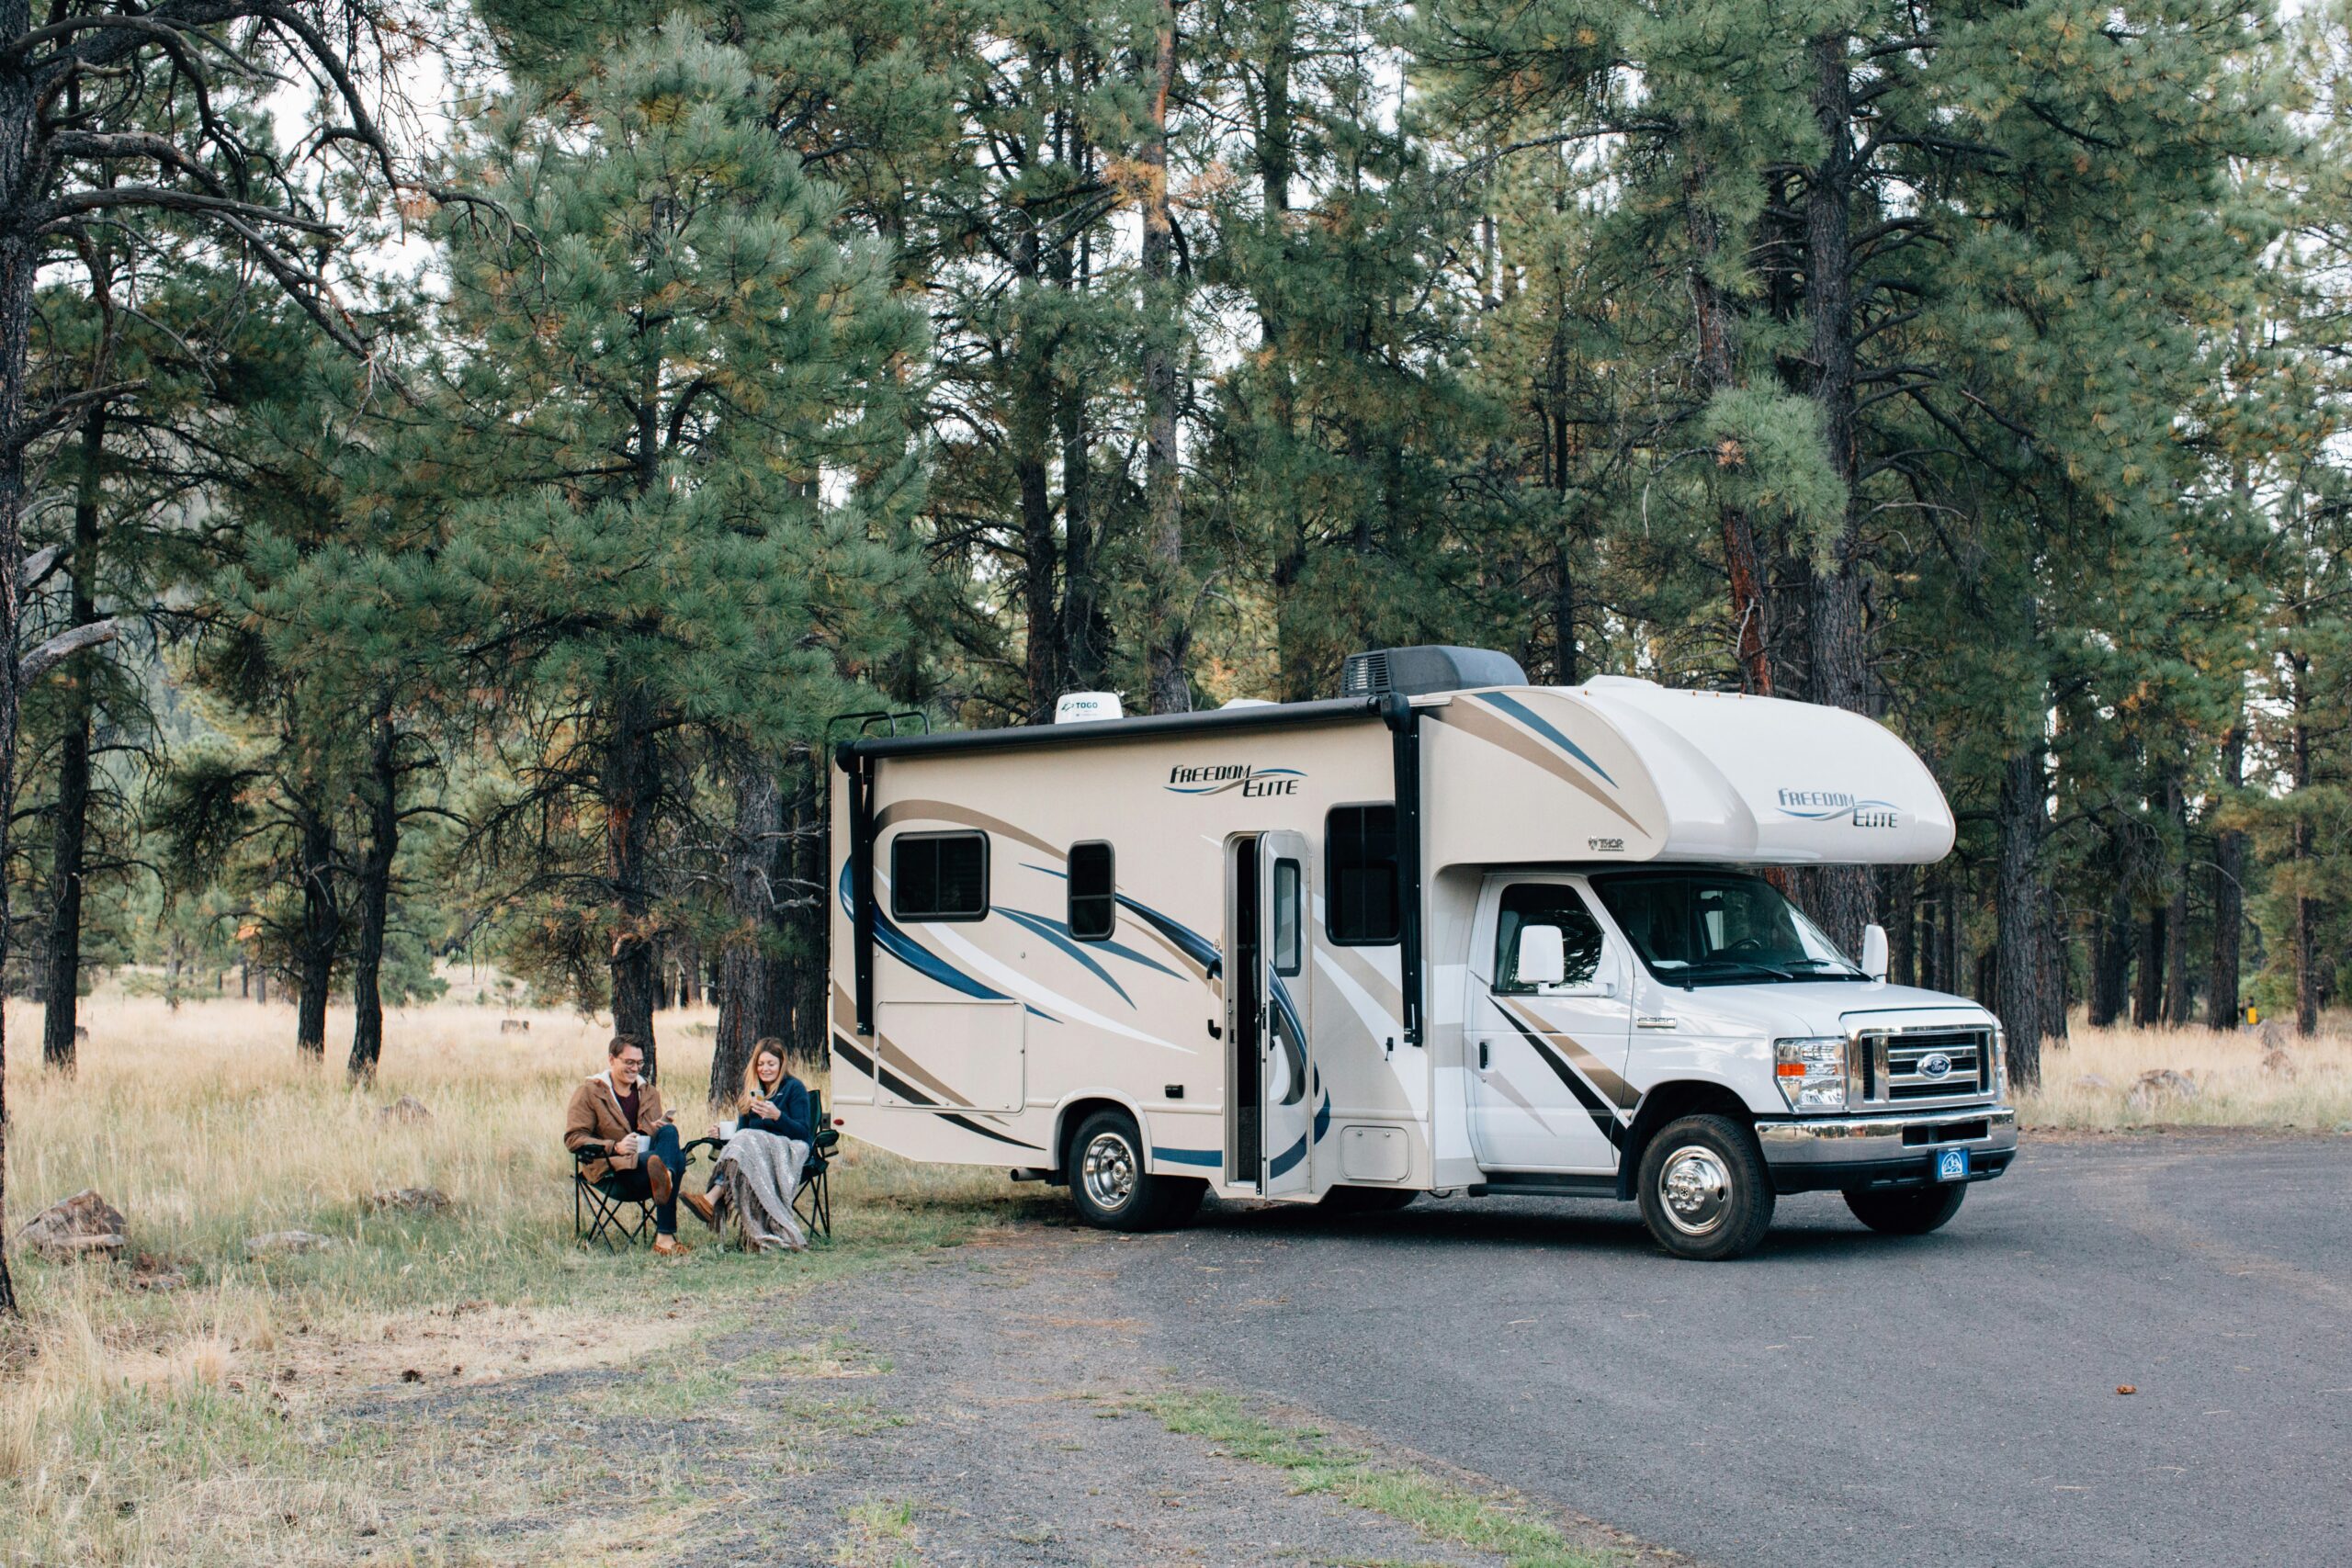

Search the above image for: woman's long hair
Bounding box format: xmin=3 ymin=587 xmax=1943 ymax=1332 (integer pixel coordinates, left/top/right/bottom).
xmin=739 ymin=1037 xmax=788 ymax=1107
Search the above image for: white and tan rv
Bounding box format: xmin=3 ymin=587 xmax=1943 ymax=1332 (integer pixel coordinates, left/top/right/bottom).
xmin=827 ymin=647 xmax=2016 ymax=1259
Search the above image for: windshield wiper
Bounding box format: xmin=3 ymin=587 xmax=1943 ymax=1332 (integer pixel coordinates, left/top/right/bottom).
xmin=1779 ymin=957 xmax=1869 ymax=980
xmin=1673 ymin=958 xmax=1800 ymax=983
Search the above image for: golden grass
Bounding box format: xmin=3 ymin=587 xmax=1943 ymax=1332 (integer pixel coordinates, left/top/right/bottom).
xmin=2018 ymin=1017 xmax=2352 ymax=1131
xmin=0 ymin=994 xmax=1038 ymax=1566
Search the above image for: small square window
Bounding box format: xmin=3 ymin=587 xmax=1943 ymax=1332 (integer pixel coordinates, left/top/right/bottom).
xmin=1326 ymin=805 xmax=1399 ymax=944
xmin=1069 ymin=841 xmax=1115 ymax=941
xmin=891 ymin=831 xmax=989 ymax=920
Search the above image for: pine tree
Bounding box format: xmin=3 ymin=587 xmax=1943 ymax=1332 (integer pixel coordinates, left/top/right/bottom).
xmin=434 ymin=18 xmax=923 ymax=1077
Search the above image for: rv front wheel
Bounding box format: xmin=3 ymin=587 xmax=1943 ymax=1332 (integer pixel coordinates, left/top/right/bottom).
xmin=1635 ymin=1114 xmax=1774 ymax=1261
xmin=1067 ymin=1111 xmax=1203 ymax=1232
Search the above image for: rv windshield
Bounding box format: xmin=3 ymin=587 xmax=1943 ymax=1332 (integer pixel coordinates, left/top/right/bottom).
xmin=1587 ymin=870 xmax=1864 ymax=987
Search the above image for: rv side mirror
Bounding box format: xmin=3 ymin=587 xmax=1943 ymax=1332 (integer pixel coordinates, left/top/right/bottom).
xmin=1518 ymin=924 xmax=1567 ymax=988
xmin=1860 ymin=923 xmax=1889 ymax=983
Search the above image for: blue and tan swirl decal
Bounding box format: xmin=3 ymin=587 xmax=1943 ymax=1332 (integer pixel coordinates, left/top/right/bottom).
xmin=1433 ymin=694 xmax=1643 ymax=832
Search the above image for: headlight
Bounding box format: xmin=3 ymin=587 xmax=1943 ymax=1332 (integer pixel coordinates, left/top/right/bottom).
xmin=1774 ymin=1035 xmax=1849 ymax=1111
xmin=1990 ymin=1024 xmax=2008 ymax=1100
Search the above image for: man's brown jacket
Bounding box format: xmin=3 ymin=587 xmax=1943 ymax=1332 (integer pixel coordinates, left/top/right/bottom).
xmin=564 ymin=1072 xmax=668 ymax=1183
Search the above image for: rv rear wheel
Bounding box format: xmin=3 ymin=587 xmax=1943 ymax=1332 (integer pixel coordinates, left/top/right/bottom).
xmin=1067 ymin=1111 xmax=1204 ymax=1232
xmin=1635 ymin=1114 xmax=1775 ymax=1261
xmin=1318 ymin=1185 xmax=1419 ymax=1213
xmin=1844 ymin=1182 xmax=1967 ymax=1235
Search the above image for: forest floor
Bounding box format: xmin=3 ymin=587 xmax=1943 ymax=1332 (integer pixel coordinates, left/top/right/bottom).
xmin=0 ymin=994 xmax=2346 ymax=1564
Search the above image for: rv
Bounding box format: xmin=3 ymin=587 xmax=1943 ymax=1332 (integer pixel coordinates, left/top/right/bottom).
xmin=827 ymin=647 xmax=2017 ymax=1260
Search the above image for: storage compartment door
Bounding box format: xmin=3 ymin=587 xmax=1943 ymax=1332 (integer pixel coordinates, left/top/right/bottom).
xmin=874 ymin=999 xmax=1025 ymax=1113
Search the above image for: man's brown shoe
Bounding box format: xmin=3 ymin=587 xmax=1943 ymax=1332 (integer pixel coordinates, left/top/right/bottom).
xmin=646 ymin=1155 xmax=674 ymax=1207
xmin=682 ymin=1189 xmax=717 ymax=1229
xmin=652 ymin=1233 xmax=690 ymax=1258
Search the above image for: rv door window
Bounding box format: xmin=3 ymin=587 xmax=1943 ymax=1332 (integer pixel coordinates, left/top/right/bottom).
xmin=1325 ymin=805 xmax=1400 ymax=945
xmin=1494 ymin=885 xmax=1603 ymax=992
xmin=1272 ymin=858 xmax=1304 ymax=976
xmin=1068 ymin=840 xmax=1116 ymax=941
xmin=890 ymin=831 xmax=989 ymax=921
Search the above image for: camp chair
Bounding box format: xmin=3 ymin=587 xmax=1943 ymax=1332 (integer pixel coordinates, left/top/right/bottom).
xmin=571 ymin=1134 xmax=719 ymax=1247
xmin=791 ymin=1090 xmax=842 ymax=1243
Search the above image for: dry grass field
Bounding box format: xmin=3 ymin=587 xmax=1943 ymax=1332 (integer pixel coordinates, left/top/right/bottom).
xmin=0 ymin=994 xmax=1039 ymax=1566
xmin=1 ymin=995 xmax=2346 ymax=1564
xmin=2017 ymin=1019 xmax=2352 ymax=1131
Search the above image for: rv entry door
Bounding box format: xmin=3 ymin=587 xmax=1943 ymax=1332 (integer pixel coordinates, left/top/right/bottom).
xmin=1227 ymin=831 xmax=1317 ymax=1197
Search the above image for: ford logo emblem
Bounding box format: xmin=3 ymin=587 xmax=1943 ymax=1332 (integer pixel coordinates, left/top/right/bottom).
xmin=1918 ymin=1051 xmax=1954 ymax=1080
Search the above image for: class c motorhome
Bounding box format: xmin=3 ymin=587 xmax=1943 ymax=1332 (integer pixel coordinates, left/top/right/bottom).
xmin=828 ymin=647 xmax=2016 ymax=1259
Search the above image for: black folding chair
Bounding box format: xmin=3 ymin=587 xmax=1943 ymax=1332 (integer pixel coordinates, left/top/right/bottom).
xmin=791 ymin=1090 xmax=842 ymax=1243
xmin=571 ymin=1134 xmax=719 ymax=1247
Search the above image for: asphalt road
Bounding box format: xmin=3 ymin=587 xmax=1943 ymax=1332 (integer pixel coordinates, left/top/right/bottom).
xmin=1108 ymin=1133 xmax=2352 ymax=1568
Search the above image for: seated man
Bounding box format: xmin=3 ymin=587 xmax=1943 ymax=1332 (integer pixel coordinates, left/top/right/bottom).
xmin=565 ymin=1034 xmax=714 ymax=1255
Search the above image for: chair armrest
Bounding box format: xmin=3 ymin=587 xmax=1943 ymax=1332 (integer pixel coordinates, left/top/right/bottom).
xmin=571 ymin=1141 xmax=609 ymax=1163
xmin=680 ymin=1135 xmax=723 ymax=1160
xmin=814 ymin=1129 xmax=841 ymax=1152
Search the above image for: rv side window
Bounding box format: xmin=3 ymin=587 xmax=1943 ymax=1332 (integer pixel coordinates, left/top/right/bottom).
xmin=891 ymin=831 xmax=989 ymax=921
xmin=1325 ymin=805 xmax=1400 ymax=945
xmin=1272 ymin=858 xmax=1303 ymax=976
xmin=1494 ymin=885 xmax=1604 ymax=992
xmin=1068 ymin=840 xmax=1115 ymax=941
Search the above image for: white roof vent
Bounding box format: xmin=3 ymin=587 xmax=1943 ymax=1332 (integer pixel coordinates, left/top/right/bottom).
xmin=1053 ymin=692 xmax=1124 ymax=725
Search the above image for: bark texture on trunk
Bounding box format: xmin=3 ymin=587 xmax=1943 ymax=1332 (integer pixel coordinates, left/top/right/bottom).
xmin=0 ymin=44 xmax=37 ymax=1313
xmin=605 ymin=684 xmax=660 ymax=1074
xmin=1684 ymin=166 xmax=1770 ymax=697
xmin=41 ymin=401 xmax=102 ymax=1071
xmin=346 ymin=705 xmax=399 ymax=1082
xmin=2132 ymin=910 xmax=2165 ymax=1029
xmin=2209 ymin=722 xmax=2245 ymax=1028
xmin=293 ymin=801 xmax=339 ymax=1057
xmin=1139 ymin=0 xmax=1188 ymax=715
xmin=714 ymin=751 xmax=779 ymax=1104
xmin=1993 ymin=750 xmax=2047 ymax=1088
xmin=2162 ymin=778 xmax=2190 ymax=1026
xmin=2089 ymin=878 xmax=2132 ymax=1027
xmin=1796 ymin=31 xmax=1873 ymax=950
xmin=2291 ymin=656 xmax=2318 ymax=1034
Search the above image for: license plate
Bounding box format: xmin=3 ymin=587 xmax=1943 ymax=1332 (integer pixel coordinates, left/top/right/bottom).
xmin=1933 ymin=1147 xmax=1970 ymax=1183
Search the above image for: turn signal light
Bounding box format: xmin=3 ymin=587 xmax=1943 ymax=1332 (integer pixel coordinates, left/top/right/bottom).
xmin=1776 ymin=1062 xmax=1808 ymax=1077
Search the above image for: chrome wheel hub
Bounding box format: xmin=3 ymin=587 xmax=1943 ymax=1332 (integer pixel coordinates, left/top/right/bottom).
xmin=1658 ymin=1145 xmax=1733 ymax=1236
xmin=1081 ymin=1132 xmax=1137 ymax=1212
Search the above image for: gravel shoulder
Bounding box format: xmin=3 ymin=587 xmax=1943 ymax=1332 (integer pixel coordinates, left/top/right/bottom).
xmin=334 ymin=1224 xmax=1678 ymax=1567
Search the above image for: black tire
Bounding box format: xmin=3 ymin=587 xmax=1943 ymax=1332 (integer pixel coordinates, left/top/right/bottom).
xmin=1844 ymin=1182 xmax=1967 ymax=1235
xmin=1318 ymin=1185 xmax=1419 ymax=1213
xmin=1066 ymin=1111 xmax=1203 ymax=1232
xmin=1634 ymin=1113 xmax=1775 ymax=1260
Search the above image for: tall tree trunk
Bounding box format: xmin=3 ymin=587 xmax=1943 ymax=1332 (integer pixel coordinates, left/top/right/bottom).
xmin=1140 ymin=0 xmax=1189 ymax=713
xmin=294 ymin=800 xmax=338 ymax=1057
xmin=2161 ymin=776 xmax=2190 ymax=1025
xmin=1993 ymin=750 xmax=2047 ymax=1088
xmin=2290 ymin=654 xmax=2318 ymax=1035
xmin=1684 ymin=168 xmax=1770 ymax=696
xmin=714 ymin=750 xmax=779 ymax=1104
xmin=1014 ymin=349 xmax=1059 ymax=722
xmin=784 ymin=756 xmax=827 ymax=1062
xmin=1058 ymin=386 xmax=1101 ymax=691
xmin=0 ymin=60 xmax=38 ymax=1315
xmin=1798 ymin=30 xmax=1872 ymax=952
xmin=606 ymin=683 xmax=660 ymax=1072
xmin=41 ymin=401 xmax=103 ymax=1071
xmin=1883 ymin=863 xmax=1915 ymax=987
xmin=346 ymin=705 xmax=399 ymax=1082
xmin=2209 ymin=720 xmax=2245 ymax=1028
xmin=2089 ymin=878 xmax=2133 ymax=1027
xmin=2132 ymin=910 xmax=2165 ymax=1029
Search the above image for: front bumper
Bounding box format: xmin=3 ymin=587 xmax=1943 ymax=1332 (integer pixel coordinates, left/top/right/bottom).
xmin=1756 ymin=1106 xmax=2017 ymax=1195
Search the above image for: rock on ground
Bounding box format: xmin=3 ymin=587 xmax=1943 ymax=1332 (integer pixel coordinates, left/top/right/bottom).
xmin=2127 ymin=1068 xmax=2200 ymax=1113
xmin=378 ymin=1095 xmax=433 ymax=1123
xmin=12 ymin=1189 xmax=126 ymax=1261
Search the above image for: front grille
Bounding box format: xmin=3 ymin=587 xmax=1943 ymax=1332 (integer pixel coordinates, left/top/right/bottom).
xmin=1860 ymin=1026 xmax=1991 ymax=1104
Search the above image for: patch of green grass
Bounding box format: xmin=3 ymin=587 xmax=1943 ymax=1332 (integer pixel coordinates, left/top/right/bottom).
xmin=1131 ymin=1391 xmax=1616 ymax=1568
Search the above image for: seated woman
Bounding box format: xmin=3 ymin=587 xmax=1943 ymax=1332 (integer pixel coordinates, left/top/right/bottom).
xmin=703 ymin=1038 xmax=815 ymax=1250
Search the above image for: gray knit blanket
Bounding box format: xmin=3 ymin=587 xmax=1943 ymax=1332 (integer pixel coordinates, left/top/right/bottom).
xmin=709 ymin=1129 xmax=810 ymax=1252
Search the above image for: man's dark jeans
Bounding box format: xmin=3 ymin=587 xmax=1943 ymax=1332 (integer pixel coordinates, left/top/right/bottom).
xmin=601 ymin=1122 xmax=687 ymax=1235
